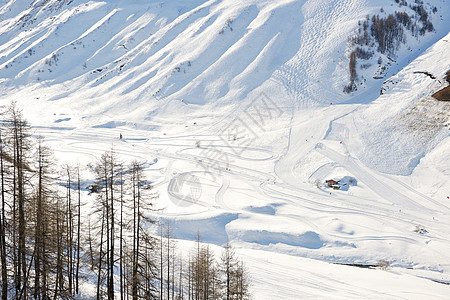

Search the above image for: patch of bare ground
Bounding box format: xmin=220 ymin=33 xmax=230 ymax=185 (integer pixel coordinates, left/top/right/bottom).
xmin=432 ymin=86 xmax=450 ymax=101
xmin=398 ymin=96 xmax=450 ymax=143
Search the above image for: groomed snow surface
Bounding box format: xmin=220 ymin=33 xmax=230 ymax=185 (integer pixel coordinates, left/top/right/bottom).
xmin=1 ymin=0 xmax=450 ymax=298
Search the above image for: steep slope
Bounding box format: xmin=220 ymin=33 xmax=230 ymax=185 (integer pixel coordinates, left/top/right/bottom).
xmin=332 ymin=33 xmax=450 ymax=176
xmin=1 ymin=0 xmax=447 ymax=126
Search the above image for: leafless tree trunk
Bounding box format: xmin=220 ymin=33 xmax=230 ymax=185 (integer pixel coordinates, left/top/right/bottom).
xmin=119 ymin=169 xmax=124 ymax=300
xmin=76 ymin=166 xmax=81 ymax=296
xmin=0 ymin=130 xmax=8 ymax=300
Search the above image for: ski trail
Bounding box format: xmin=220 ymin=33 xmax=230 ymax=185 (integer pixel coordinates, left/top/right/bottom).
xmin=275 ymin=0 xmax=366 ymax=104
xmin=315 ymin=143 xmax=442 ymax=213
xmin=215 ymin=175 xmax=230 ymax=209
xmin=275 ymin=106 xmax=354 ymax=188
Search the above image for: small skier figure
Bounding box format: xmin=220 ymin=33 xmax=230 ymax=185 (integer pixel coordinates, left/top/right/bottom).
xmin=119 ymin=133 xmax=123 ymax=140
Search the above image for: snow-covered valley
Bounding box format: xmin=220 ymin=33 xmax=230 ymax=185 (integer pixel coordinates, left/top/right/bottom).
xmin=1 ymin=0 xmax=450 ymax=298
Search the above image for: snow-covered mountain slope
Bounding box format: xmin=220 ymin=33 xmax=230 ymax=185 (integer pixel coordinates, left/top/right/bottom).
xmin=331 ymin=33 xmax=450 ymax=177
xmin=0 ymin=0 xmax=448 ymax=124
xmin=1 ymin=0 xmax=450 ymax=298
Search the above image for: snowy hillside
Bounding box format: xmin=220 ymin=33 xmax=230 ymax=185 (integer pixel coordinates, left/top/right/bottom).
xmin=0 ymin=0 xmax=447 ymax=122
xmin=1 ymin=0 xmax=450 ymax=298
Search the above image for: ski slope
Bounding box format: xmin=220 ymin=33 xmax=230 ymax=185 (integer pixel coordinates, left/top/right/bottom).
xmin=1 ymin=0 xmax=450 ymax=298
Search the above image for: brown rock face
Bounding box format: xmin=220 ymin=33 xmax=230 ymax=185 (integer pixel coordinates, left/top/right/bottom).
xmin=432 ymin=70 xmax=450 ymax=101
